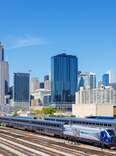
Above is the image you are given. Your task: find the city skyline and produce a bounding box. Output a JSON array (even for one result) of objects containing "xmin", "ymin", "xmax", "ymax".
[{"xmin": 0, "ymin": 0, "xmax": 116, "ymax": 83}]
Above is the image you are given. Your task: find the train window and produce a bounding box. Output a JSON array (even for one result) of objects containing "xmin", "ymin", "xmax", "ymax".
[
  {"xmin": 48, "ymin": 123, "xmax": 51, "ymax": 127},
  {"xmin": 107, "ymin": 129, "xmax": 115, "ymax": 136}
]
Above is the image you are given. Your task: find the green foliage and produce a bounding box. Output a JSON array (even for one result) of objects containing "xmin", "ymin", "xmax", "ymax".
[
  {"xmin": 0, "ymin": 123, "xmax": 6, "ymax": 127},
  {"xmin": 42, "ymin": 107, "xmax": 56, "ymax": 115},
  {"xmin": 70, "ymin": 115, "xmax": 76, "ymax": 117},
  {"xmin": 12, "ymin": 111, "xmax": 18, "ymax": 117},
  {"xmin": 33, "ymin": 107, "xmax": 56, "ymax": 117}
]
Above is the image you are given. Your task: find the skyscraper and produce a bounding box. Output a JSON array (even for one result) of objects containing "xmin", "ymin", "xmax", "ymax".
[
  {"xmin": 30, "ymin": 77, "xmax": 39, "ymax": 93},
  {"xmin": 102, "ymin": 73, "xmax": 109, "ymax": 86},
  {"xmin": 78, "ymin": 72, "xmax": 96, "ymax": 89},
  {"xmin": 89, "ymin": 73, "xmax": 96, "ymax": 89},
  {"xmin": 0, "ymin": 42, "xmax": 4, "ymax": 61},
  {"xmin": 0, "ymin": 42, "xmax": 9, "ymax": 107},
  {"xmin": 108, "ymin": 69, "xmax": 113, "ymax": 83},
  {"xmin": 13, "ymin": 73, "xmax": 30, "ymax": 109},
  {"xmin": 44, "ymin": 74, "xmax": 51, "ymax": 90},
  {"xmin": 51, "ymin": 53, "xmax": 78, "ymax": 111}
]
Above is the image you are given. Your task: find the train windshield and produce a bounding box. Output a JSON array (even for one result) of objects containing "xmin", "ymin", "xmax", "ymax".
[{"xmin": 107, "ymin": 129, "xmax": 115, "ymax": 137}]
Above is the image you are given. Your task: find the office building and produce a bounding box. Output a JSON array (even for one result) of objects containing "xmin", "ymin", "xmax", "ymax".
[
  {"xmin": 73, "ymin": 86, "xmax": 116, "ymax": 117},
  {"xmin": 78, "ymin": 71, "xmax": 84, "ymax": 90},
  {"xmin": 13, "ymin": 73, "xmax": 30, "ymax": 109},
  {"xmin": 110, "ymin": 82, "xmax": 116, "ymax": 90},
  {"xmin": 44, "ymin": 75, "xmax": 51, "ymax": 90},
  {"xmin": 40, "ymin": 82, "xmax": 44, "ymax": 89},
  {"xmin": 102, "ymin": 73, "xmax": 109, "ymax": 86},
  {"xmin": 30, "ymin": 77, "xmax": 39, "ymax": 93},
  {"xmin": 51, "ymin": 53, "xmax": 78, "ymax": 111},
  {"xmin": 31, "ymin": 89, "xmax": 51, "ymax": 106},
  {"xmin": 107, "ymin": 69, "xmax": 114, "ymax": 83},
  {"xmin": 0, "ymin": 42, "xmax": 9, "ymax": 108},
  {"xmin": 0, "ymin": 42, "xmax": 4, "ymax": 61},
  {"xmin": 98, "ymin": 80, "xmax": 103, "ymax": 88},
  {"xmin": 78, "ymin": 72, "xmax": 96, "ymax": 90}
]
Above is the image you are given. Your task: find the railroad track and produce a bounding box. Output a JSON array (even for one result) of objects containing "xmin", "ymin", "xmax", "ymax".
[{"xmin": 0, "ymin": 127, "xmax": 116, "ymax": 156}]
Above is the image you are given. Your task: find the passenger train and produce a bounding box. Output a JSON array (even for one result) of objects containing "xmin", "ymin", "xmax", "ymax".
[
  {"xmin": 44, "ymin": 117, "xmax": 116, "ymax": 131},
  {"xmin": 0, "ymin": 116, "xmax": 64, "ymax": 136},
  {"xmin": 0, "ymin": 116, "xmax": 116, "ymax": 148},
  {"xmin": 86, "ymin": 116, "xmax": 116, "ymax": 120}
]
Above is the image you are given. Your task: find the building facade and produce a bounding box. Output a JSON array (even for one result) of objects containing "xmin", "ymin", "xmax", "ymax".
[
  {"xmin": 78, "ymin": 72, "xmax": 96, "ymax": 90},
  {"xmin": 73, "ymin": 86, "xmax": 116, "ymax": 117},
  {"xmin": 30, "ymin": 77, "xmax": 39, "ymax": 93},
  {"xmin": 40, "ymin": 82, "xmax": 44, "ymax": 89},
  {"xmin": 13, "ymin": 73, "xmax": 30, "ymax": 110},
  {"xmin": 0, "ymin": 42, "xmax": 4, "ymax": 61},
  {"xmin": 44, "ymin": 75, "xmax": 51, "ymax": 90},
  {"xmin": 0, "ymin": 42, "xmax": 9, "ymax": 109},
  {"xmin": 51, "ymin": 53, "xmax": 78, "ymax": 111},
  {"xmin": 31, "ymin": 89, "xmax": 51, "ymax": 106},
  {"xmin": 102, "ymin": 73, "xmax": 109, "ymax": 86}
]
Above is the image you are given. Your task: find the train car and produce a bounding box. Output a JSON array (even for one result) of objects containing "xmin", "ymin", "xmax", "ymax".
[
  {"xmin": 0, "ymin": 116, "xmax": 64, "ymax": 137},
  {"xmin": 0, "ymin": 116, "xmax": 63, "ymax": 129},
  {"xmin": 86, "ymin": 116, "xmax": 116, "ymax": 120},
  {"xmin": 44, "ymin": 117, "xmax": 116, "ymax": 131},
  {"xmin": 15, "ymin": 116, "xmax": 37, "ymax": 119},
  {"xmin": 63, "ymin": 125, "xmax": 116, "ymax": 147}
]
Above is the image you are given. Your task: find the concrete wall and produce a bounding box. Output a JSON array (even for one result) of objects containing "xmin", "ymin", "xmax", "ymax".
[
  {"xmin": 72, "ymin": 103, "xmax": 114, "ymax": 117},
  {"xmin": 96, "ymin": 104, "xmax": 113, "ymax": 116}
]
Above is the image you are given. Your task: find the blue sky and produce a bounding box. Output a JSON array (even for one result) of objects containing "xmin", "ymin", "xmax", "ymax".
[{"xmin": 0, "ymin": 0, "xmax": 116, "ymax": 84}]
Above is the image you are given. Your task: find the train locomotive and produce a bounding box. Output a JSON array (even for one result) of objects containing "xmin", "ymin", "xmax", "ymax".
[
  {"xmin": 0, "ymin": 116, "xmax": 116, "ymax": 148},
  {"xmin": 63, "ymin": 125, "xmax": 116, "ymax": 147}
]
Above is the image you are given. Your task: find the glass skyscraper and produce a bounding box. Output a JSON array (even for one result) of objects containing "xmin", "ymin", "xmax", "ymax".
[
  {"xmin": 102, "ymin": 73, "xmax": 109, "ymax": 86},
  {"xmin": 14, "ymin": 73, "xmax": 30, "ymax": 103},
  {"xmin": 51, "ymin": 53, "xmax": 78, "ymax": 110}
]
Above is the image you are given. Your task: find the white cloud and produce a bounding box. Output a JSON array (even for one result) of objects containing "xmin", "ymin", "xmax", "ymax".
[{"xmin": 5, "ymin": 35, "xmax": 47, "ymax": 49}]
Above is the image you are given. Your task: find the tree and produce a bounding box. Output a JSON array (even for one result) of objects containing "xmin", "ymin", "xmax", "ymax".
[
  {"xmin": 32, "ymin": 107, "xmax": 56, "ymax": 117},
  {"xmin": 41, "ymin": 107, "xmax": 56, "ymax": 115}
]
